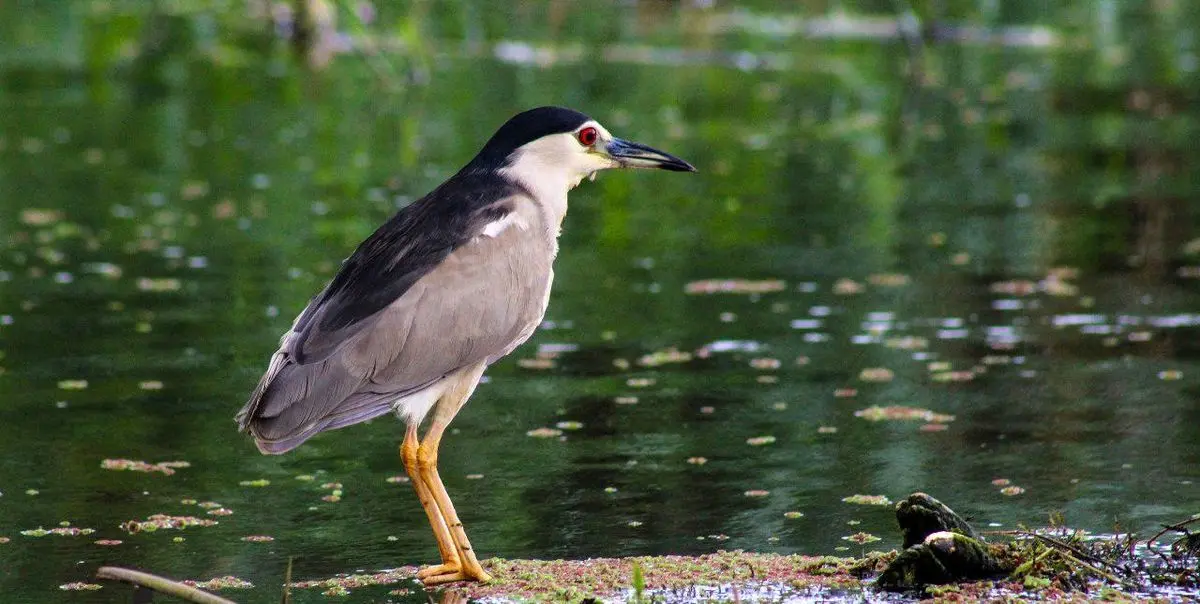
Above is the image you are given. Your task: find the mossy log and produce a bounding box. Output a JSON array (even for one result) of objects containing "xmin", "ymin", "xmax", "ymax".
[{"xmin": 878, "ymin": 493, "xmax": 1012, "ymax": 590}]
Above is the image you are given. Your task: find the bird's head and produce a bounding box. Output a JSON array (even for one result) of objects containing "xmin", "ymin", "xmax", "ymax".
[{"xmin": 470, "ymin": 106, "xmax": 695, "ymax": 195}]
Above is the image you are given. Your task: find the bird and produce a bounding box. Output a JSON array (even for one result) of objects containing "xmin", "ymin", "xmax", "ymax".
[{"xmin": 235, "ymin": 106, "xmax": 695, "ymax": 585}]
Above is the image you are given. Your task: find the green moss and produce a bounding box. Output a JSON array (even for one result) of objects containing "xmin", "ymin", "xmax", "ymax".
[
  {"xmin": 279, "ymin": 532, "xmax": 1190, "ymax": 601},
  {"xmin": 287, "ymin": 551, "xmax": 872, "ymax": 600}
]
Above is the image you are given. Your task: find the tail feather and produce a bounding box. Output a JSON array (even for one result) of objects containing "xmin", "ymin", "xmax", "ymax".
[
  {"xmin": 236, "ymin": 350, "xmax": 430, "ymax": 455},
  {"xmin": 236, "ymin": 350, "xmax": 366, "ymax": 454}
]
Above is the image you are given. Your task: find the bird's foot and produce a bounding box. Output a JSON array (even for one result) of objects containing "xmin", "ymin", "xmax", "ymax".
[{"xmin": 417, "ymin": 562, "xmax": 492, "ymax": 586}]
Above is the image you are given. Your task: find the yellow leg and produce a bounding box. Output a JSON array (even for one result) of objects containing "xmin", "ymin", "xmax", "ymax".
[
  {"xmin": 417, "ymin": 421, "xmax": 492, "ymax": 584},
  {"xmin": 413, "ymin": 363, "xmax": 492, "ymax": 585},
  {"xmin": 400, "ymin": 424, "xmax": 461, "ymax": 579}
]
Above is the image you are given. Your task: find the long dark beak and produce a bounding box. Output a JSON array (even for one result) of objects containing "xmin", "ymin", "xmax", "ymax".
[{"xmin": 604, "ymin": 138, "xmax": 696, "ymax": 172}]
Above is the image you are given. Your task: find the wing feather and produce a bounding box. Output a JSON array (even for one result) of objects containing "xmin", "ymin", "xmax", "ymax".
[
  {"xmin": 236, "ymin": 187, "xmax": 552, "ymax": 454},
  {"xmin": 289, "ymin": 174, "xmax": 520, "ymax": 364}
]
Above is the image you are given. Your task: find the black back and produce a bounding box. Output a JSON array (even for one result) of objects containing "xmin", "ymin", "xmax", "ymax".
[
  {"xmin": 287, "ymin": 108, "xmax": 590, "ymax": 364},
  {"xmin": 468, "ymin": 106, "xmax": 592, "ymax": 170},
  {"xmin": 289, "ymin": 171, "xmax": 520, "ymax": 363}
]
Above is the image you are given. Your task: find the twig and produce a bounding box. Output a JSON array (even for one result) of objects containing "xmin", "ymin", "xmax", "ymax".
[
  {"xmin": 1011, "ymin": 542, "xmax": 1055, "ymax": 577},
  {"xmin": 1052, "ymin": 547, "xmax": 1136, "ymax": 589},
  {"xmin": 1147, "ymin": 516, "xmax": 1200, "ymax": 562},
  {"xmin": 1029, "ymin": 532, "xmax": 1113, "ymax": 569},
  {"xmin": 96, "ymin": 567, "xmax": 237, "ymax": 604},
  {"xmin": 1023, "ymin": 534, "xmax": 1136, "ymax": 589},
  {"xmin": 281, "ymin": 556, "xmax": 293, "ymax": 604}
]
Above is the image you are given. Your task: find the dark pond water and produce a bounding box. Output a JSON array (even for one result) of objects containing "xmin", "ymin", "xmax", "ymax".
[{"xmin": 2, "ymin": 2, "xmax": 1199, "ymax": 602}]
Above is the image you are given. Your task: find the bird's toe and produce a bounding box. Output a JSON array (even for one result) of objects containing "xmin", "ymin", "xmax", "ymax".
[
  {"xmin": 421, "ymin": 571, "xmax": 469, "ymax": 586},
  {"xmin": 416, "ymin": 563, "xmax": 459, "ymax": 580},
  {"xmin": 417, "ymin": 562, "xmax": 491, "ymax": 585}
]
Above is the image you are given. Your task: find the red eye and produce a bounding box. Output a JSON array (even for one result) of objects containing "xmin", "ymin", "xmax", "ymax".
[{"xmin": 576, "ymin": 126, "xmax": 598, "ymax": 146}]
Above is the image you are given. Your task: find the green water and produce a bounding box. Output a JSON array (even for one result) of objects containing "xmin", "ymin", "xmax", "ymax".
[{"xmin": 1, "ymin": 2, "xmax": 1199, "ymax": 602}]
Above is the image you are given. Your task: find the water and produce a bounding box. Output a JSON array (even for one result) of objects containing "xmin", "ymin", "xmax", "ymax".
[{"xmin": 2, "ymin": 2, "xmax": 1199, "ymax": 602}]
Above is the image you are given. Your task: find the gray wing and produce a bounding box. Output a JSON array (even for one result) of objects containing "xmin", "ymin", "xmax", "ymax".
[{"xmin": 237, "ymin": 202, "xmax": 553, "ymax": 454}]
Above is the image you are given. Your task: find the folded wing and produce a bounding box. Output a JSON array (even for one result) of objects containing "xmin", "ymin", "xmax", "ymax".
[{"xmin": 237, "ymin": 183, "xmax": 552, "ymax": 454}]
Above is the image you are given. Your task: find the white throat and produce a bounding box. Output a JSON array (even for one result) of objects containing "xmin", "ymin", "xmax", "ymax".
[{"xmin": 495, "ymin": 126, "xmax": 614, "ymax": 234}]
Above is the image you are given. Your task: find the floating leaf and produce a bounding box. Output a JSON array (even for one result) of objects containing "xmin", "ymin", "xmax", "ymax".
[
  {"xmin": 526, "ymin": 427, "xmax": 563, "ymax": 438},
  {"xmin": 518, "ymin": 358, "xmax": 556, "ymax": 370},
  {"xmin": 854, "ymin": 406, "xmax": 955, "ymax": 423},
  {"xmin": 867, "ymin": 273, "xmax": 910, "ymax": 287},
  {"xmin": 183, "ymin": 577, "xmax": 254, "ymax": 591},
  {"xmin": 832, "ymin": 278, "xmax": 864, "ymax": 295},
  {"xmin": 136, "ymin": 277, "xmax": 181, "ymax": 292},
  {"xmin": 684, "ymin": 279, "xmax": 785, "ymax": 294},
  {"xmin": 101, "ymin": 459, "xmax": 186, "ymax": 475},
  {"xmin": 21, "ymin": 209, "xmax": 63, "ymax": 226},
  {"xmin": 22, "ymin": 525, "xmax": 94, "ymax": 537},
  {"xmin": 842, "ymin": 494, "xmax": 892, "ymax": 506},
  {"xmin": 59, "ymin": 583, "xmax": 102, "ymax": 591},
  {"xmin": 885, "ymin": 336, "xmax": 928, "ymax": 350},
  {"xmin": 122, "ymin": 515, "xmax": 217, "ymax": 532},
  {"xmin": 931, "ymin": 370, "xmax": 976, "ymax": 383},
  {"xmin": 842, "ymin": 532, "xmax": 881, "ymax": 544},
  {"xmin": 639, "ymin": 348, "xmax": 692, "ymax": 367},
  {"xmin": 319, "ymin": 482, "xmax": 343, "ymax": 503},
  {"xmin": 749, "ymin": 357, "xmax": 781, "ymax": 370},
  {"xmin": 859, "ymin": 368, "xmax": 894, "ymax": 382}
]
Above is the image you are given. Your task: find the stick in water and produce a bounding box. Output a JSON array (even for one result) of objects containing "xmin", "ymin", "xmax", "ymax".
[{"xmin": 96, "ymin": 567, "xmax": 237, "ymax": 604}]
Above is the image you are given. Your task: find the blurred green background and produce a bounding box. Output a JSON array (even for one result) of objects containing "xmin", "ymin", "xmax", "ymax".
[{"xmin": 1, "ymin": 1, "xmax": 1199, "ymax": 601}]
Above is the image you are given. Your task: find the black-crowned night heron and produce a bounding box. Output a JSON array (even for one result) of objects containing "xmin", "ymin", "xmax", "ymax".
[{"xmin": 236, "ymin": 107, "xmax": 694, "ymax": 585}]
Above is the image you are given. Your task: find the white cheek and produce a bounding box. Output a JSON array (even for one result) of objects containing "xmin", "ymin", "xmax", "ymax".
[{"xmin": 577, "ymin": 152, "xmax": 614, "ymax": 174}]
